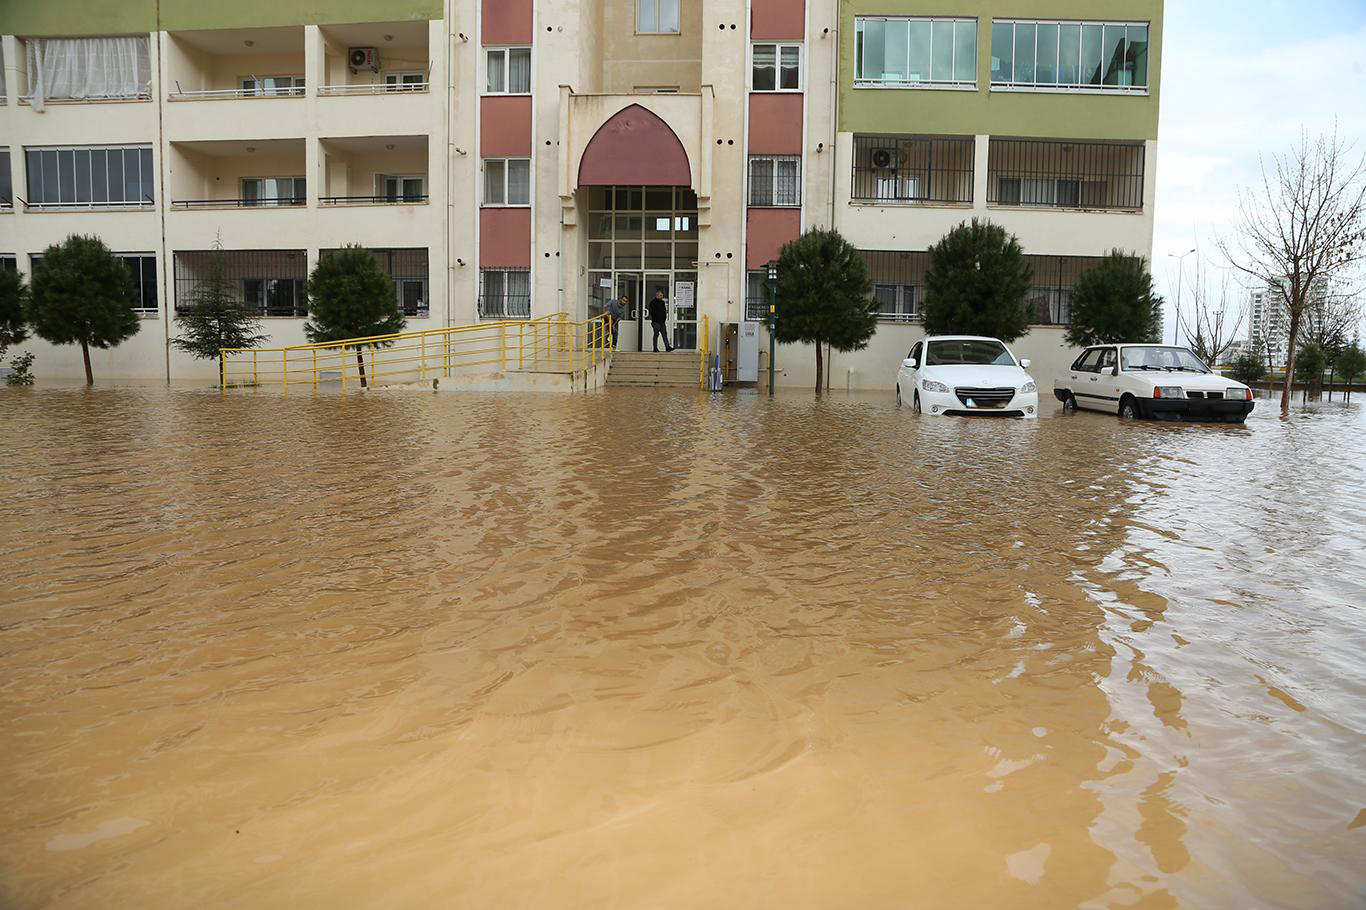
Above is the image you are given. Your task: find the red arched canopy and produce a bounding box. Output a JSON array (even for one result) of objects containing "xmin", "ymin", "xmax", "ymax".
[{"xmin": 578, "ymin": 104, "xmax": 691, "ymax": 187}]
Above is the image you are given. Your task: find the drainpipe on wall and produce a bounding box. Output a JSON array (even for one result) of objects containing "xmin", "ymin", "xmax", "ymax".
[
  {"xmin": 446, "ymin": 0, "xmax": 456, "ymax": 329},
  {"xmin": 828, "ymin": 0, "xmax": 839, "ymax": 230}
]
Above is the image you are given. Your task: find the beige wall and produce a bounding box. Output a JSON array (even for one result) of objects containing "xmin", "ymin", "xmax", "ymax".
[{"xmin": 600, "ymin": 0, "xmax": 702, "ymax": 92}]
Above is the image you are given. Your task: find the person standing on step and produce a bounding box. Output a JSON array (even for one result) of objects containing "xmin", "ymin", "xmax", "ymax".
[
  {"xmin": 606, "ymin": 294, "xmax": 626, "ymax": 348},
  {"xmin": 648, "ymin": 289, "xmax": 673, "ymax": 353}
]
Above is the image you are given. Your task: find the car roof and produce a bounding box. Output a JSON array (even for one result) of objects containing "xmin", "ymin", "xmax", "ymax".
[{"xmin": 923, "ymin": 335, "xmax": 1008, "ymax": 343}]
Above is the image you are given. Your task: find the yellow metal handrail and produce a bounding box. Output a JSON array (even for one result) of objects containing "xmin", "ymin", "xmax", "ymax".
[
  {"xmin": 698, "ymin": 313, "xmax": 710, "ymax": 390},
  {"xmin": 219, "ymin": 311, "xmax": 612, "ymax": 389}
]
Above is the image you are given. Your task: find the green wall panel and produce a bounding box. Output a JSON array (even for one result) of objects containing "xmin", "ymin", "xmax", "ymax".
[
  {"xmin": 839, "ymin": 0, "xmax": 1163, "ymax": 141},
  {"xmin": 0, "ymin": 0, "xmax": 441, "ymax": 35}
]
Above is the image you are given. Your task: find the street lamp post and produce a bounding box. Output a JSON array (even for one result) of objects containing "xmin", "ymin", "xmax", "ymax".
[
  {"xmin": 767, "ymin": 260, "xmax": 778, "ymax": 397},
  {"xmin": 1168, "ymin": 248, "xmax": 1197, "ymax": 346}
]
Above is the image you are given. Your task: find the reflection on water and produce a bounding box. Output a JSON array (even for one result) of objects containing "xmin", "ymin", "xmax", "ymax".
[{"xmin": 2, "ymin": 387, "xmax": 1365, "ymax": 908}]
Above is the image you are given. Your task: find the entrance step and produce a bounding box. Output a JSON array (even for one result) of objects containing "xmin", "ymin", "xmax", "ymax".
[{"xmin": 606, "ymin": 351, "xmax": 699, "ymax": 388}]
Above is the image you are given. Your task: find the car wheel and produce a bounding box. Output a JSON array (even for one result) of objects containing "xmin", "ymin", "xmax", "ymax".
[
  {"xmin": 913, "ymin": 392, "xmax": 923, "ymax": 415},
  {"xmin": 1062, "ymin": 391, "xmax": 1078, "ymax": 412},
  {"xmin": 1119, "ymin": 396, "xmax": 1138, "ymax": 419},
  {"xmin": 896, "ymin": 385, "xmax": 902, "ymax": 408}
]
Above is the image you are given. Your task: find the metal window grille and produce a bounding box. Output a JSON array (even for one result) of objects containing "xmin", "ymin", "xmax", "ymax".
[
  {"xmin": 745, "ymin": 270, "xmax": 769, "ymax": 321},
  {"xmin": 173, "ymin": 249, "xmax": 308, "ymax": 317},
  {"xmin": 748, "ymin": 156, "xmax": 801, "ymax": 207},
  {"xmin": 479, "ymin": 268, "xmax": 531, "ymax": 319},
  {"xmin": 23, "ymin": 145, "xmax": 155, "ymax": 207},
  {"xmin": 987, "ymin": 138, "xmax": 1144, "ymax": 210},
  {"xmin": 0, "ymin": 255, "xmax": 18, "ymax": 272},
  {"xmin": 852, "ymin": 135, "xmax": 974, "ymax": 203},
  {"xmin": 320, "ymin": 248, "xmax": 429, "ymax": 317}
]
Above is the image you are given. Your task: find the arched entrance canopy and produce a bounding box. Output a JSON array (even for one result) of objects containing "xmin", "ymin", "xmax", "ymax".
[{"xmin": 577, "ymin": 104, "xmax": 691, "ymax": 187}]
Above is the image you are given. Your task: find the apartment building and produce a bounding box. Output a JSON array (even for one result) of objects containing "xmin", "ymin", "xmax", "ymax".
[{"xmin": 0, "ymin": 0, "xmax": 1162, "ymax": 386}]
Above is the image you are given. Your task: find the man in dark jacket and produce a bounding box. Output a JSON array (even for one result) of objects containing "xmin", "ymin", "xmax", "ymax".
[{"xmin": 647, "ymin": 290, "xmax": 673, "ymax": 352}]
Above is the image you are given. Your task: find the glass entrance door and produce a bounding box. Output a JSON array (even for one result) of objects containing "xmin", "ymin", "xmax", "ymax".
[{"xmin": 615, "ymin": 273, "xmax": 643, "ymax": 351}]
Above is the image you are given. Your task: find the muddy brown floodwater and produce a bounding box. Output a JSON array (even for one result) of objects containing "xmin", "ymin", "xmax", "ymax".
[{"xmin": 2, "ymin": 386, "xmax": 1365, "ymax": 909}]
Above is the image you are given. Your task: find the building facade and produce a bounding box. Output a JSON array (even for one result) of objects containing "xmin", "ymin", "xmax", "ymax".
[{"xmin": 0, "ymin": 0, "xmax": 1162, "ymax": 387}]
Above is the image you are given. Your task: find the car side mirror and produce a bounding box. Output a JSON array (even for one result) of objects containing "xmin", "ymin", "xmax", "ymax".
[
  {"xmin": 903, "ymin": 358, "xmax": 917, "ymax": 369},
  {"xmin": 1111, "ymin": 365, "xmax": 1120, "ymax": 376},
  {"xmin": 1019, "ymin": 358, "xmax": 1032, "ymax": 369}
]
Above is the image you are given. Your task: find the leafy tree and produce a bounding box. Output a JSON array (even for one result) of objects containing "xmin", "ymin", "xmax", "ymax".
[
  {"xmin": 1293, "ymin": 342, "xmax": 1327, "ymax": 401},
  {"xmin": 923, "ymin": 219, "xmax": 1032, "ymax": 341},
  {"xmin": 304, "ymin": 247, "xmax": 405, "ymax": 388},
  {"xmin": 172, "ymin": 243, "xmax": 266, "ymax": 386},
  {"xmin": 0, "ymin": 267, "xmax": 29, "ymax": 348},
  {"xmin": 1229, "ymin": 351, "xmax": 1267, "ymax": 385},
  {"xmin": 1065, "ymin": 251, "xmax": 1164, "ymax": 347},
  {"xmin": 27, "ymin": 235, "xmax": 140, "ymax": 385},
  {"xmin": 772, "ymin": 228, "xmax": 877, "ymax": 392},
  {"xmin": 1336, "ymin": 341, "xmax": 1366, "ymax": 402}
]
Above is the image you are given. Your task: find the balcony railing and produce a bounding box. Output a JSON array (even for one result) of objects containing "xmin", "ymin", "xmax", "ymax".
[
  {"xmin": 23, "ymin": 199, "xmax": 154, "ymax": 210},
  {"xmin": 852, "ymin": 135, "xmax": 974, "ymax": 204},
  {"xmin": 987, "ymin": 138, "xmax": 1145, "ymax": 211},
  {"xmin": 319, "ymin": 194, "xmax": 429, "ymax": 206},
  {"xmin": 317, "ymin": 82, "xmax": 429, "ymax": 96},
  {"xmin": 168, "ymin": 87, "xmax": 305, "ymax": 101},
  {"xmin": 172, "ymin": 197, "xmax": 306, "ymax": 209}
]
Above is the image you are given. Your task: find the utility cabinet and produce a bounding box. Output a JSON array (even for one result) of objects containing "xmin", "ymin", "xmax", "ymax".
[{"xmin": 721, "ymin": 322, "xmax": 760, "ymax": 383}]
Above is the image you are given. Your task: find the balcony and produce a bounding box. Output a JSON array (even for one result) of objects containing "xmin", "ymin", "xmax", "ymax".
[
  {"xmin": 318, "ymin": 22, "xmax": 431, "ymax": 96},
  {"xmin": 173, "ymin": 249, "xmax": 308, "ymax": 318},
  {"xmin": 987, "ymin": 138, "xmax": 1144, "ymax": 211},
  {"xmin": 319, "ymin": 136, "xmax": 428, "ymax": 206},
  {"xmin": 166, "ymin": 27, "xmax": 306, "ymax": 101},
  {"xmin": 168, "ymin": 139, "xmax": 306, "ymax": 210},
  {"xmin": 851, "ymin": 135, "xmax": 974, "ymax": 205}
]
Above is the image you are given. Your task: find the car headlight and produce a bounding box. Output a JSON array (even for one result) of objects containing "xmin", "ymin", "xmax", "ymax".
[
  {"xmin": 1155, "ymin": 386, "xmax": 1185, "ymax": 399},
  {"xmin": 1021, "ymin": 381, "xmax": 1036, "ymax": 394},
  {"xmin": 922, "ymin": 379, "xmax": 949, "ymax": 393},
  {"xmin": 1227, "ymin": 387, "xmax": 1250, "ymax": 401}
]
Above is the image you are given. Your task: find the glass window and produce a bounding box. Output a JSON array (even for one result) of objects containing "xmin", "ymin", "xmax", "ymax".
[
  {"xmin": 0, "ymin": 149, "xmax": 11, "ymax": 207},
  {"xmin": 116, "ymin": 254, "xmax": 157, "ymax": 313},
  {"xmin": 23, "ymin": 144, "xmax": 154, "ymax": 207},
  {"xmin": 1036, "ymin": 23, "xmax": 1058, "ymax": 84},
  {"xmin": 486, "ymin": 49, "xmax": 505, "ymax": 92},
  {"xmin": 748, "ymin": 156, "xmax": 801, "ymax": 207},
  {"xmin": 855, "ymin": 17, "xmax": 975, "ymax": 87},
  {"xmin": 480, "ymin": 269, "xmax": 531, "ymax": 318},
  {"xmin": 1082, "ymin": 24, "xmax": 1103, "ymax": 85},
  {"xmin": 1058, "ymin": 24, "xmax": 1081, "ymax": 84},
  {"xmin": 926, "ymin": 339, "xmax": 1013, "ymax": 366},
  {"xmin": 990, "ymin": 22, "xmax": 1013, "ymax": 82},
  {"xmin": 1102, "ymin": 24, "xmax": 1126, "ymax": 85},
  {"xmin": 486, "ymin": 48, "xmax": 531, "ymax": 94},
  {"xmin": 1127, "ymin": 25, "xmax": 1149, "ymax": 87},
  {"xmin": 780, "ymin": 46, "xmax": 800, "ymax": 89},
  {"xmin": 752, "ymin": 44, "xmax": 776, "ymax": 91},
  {"xmin": 992, "ymin": 20, "xmax": 1148, "ymax": 90},
  {"xmin": 1013, "ymin": 23, "xmax": 1035, "ymax": 84},
  {"xmin": 638, "ymin": 0, "xmax": 680, "ymax": 34},
  {"xmin": 1074, "ymin": 348, "xmax": 1102, "ymax": 372}
]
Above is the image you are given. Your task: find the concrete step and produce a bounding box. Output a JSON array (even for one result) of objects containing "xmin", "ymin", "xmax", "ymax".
[{"xmin": 607, "ymin": 378, "xmax": 700, "ymax": 387}]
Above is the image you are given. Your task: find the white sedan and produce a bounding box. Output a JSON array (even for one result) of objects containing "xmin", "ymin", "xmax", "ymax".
[
  {"xmin": 1054, "ymin": 343, "xmax": 1255, "ymax": 423},
  {"xmin": 896, "ymin": 336, "xmax": 1040, "ymax": 418}
]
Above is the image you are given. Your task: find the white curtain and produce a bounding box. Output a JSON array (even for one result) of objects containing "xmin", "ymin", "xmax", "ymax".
[
  {"xmin": 508, "ymin": 48, "xmax": 531, "ymax": 93},
  {"xmin": 26, "ymin": 37, "xmax": 151, "ymax": 112}
]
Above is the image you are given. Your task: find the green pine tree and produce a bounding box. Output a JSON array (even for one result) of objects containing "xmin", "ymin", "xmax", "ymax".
[
  {"xmin": 771, "ymin": 228, "xmax": 877, "ymax": 392},
  {"xmin": 172, "ymin": 243, "xmax": 267, "ymax": 386},
  {"xmin": 27, "ymin": 235, "xmax": 140, "ymax": 385},
  {"xmin": 304, "ymin": 247, "xmax": 405, "ymax": 388},
  {"xmin": 1336, "ymin": 341, "xmax": 1366, "ymax": 402},
  {"xmin": 1064, "ymin": 251, "xmax": 1163, "ymax": 347},
  {"xmin": 923, "ymin": 219, "xmax": 1033, "ymax": 342}
]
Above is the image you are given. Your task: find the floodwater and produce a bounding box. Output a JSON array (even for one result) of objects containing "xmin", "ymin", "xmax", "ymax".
[{"xmin": 2, "ymin": 386, "xmax": 1365, "ymax": 910}]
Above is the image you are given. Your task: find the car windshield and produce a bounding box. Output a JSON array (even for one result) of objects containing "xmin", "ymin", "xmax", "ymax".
[
  {"xmin": 925, "ymin": 340, "xmax": 1014, "ymax": 366},
  {"xmin": 1120, "ymin": 346, "xmax": 1211, "ymax": 373}
]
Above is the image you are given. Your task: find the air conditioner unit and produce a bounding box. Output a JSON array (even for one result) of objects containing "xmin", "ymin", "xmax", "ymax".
[
  {"xmin": 348, "ymin": 47, "xmax": 380, "ymax": 73},
  {"xmin": 870, "ymin": 147, "xmax": 898, "ymax": 169}
]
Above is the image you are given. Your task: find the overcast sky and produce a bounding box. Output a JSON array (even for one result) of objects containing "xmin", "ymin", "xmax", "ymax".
[{"xmin": 1153, "ymin": 0, "xmax": 1366, "ymax": 343}]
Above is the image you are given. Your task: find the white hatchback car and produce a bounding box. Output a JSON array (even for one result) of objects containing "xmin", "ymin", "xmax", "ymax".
[
  {"xmin": 1054, "ymin": 343, "xmax": 1255, "ymax": 423},
  {"xmin": 896, "ymin": 336, "xmax": 1040, "ymax": 418}
]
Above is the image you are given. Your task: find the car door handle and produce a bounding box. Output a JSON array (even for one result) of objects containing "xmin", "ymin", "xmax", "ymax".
[{"xmin": 1089, "ymin": 377, "xmax": 1098, "ymax": 382}]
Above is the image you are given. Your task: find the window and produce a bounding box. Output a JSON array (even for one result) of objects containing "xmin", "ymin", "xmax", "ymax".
[
  {"xmin": 991, "ymin": 20, "xmax": 1148, "ymax": 91},
  {"xmin": 852, "ymin": 135, "xmax": 975, "ymax": 204},
  {"xmin": 909, "ymin": 342, "xmax": 923, "ymax": 363},
  {"xmin": 752, "ymin": 44, "xmax": 800, "ymax": 91},
  {"xmin": 241, "ymin": 177, "xmax": 305, "ymax": 206},
  {"xmin": 483, "ymin": 158, "xmax": 531, "ymax": 206},
  {"xmin": 321, "ymin": 248, "xmax": 428, "ymax": 316},
  {"xmin": 854, "ymin": 17, "xmax": 977, "ymax": 87},
  {"xmin": 240, "ymin": 75, "xmax": 305, "ymax": 96},
  {"xmin": 384, "ymin": 72, "xmax": 426, "ymax": 91},
  {"xmin": 873, "ymin": 284, "xmax": 918, "ymax": 321},
  {"xmin": 24, "ymin": 145, "xmax": 155, "ymax": 208},
  {"xmin": 480, "ymin": 268, "xmax": 531, "ymax": 319},
  {"xmin": 119, "ymin": 254, "xmax": 158, "ymax": 313},
  {"xmin": 376, "ymin": 174, "xmax": 426, "ymax": 202},
  {"xmin": 638, "ymin": 0, "xmax": 680, "ymax": 34},
  {"xmin": 485, "ymin": 47, "xmax": 531, "ymax": 93},
  {"xmin": 0, "ymin": 149, "xmax": 10, "ymax": 208},
  {"xmin": 243, "ymin": 278, "xmax": 307, "ymax": 317},
  {"xmin": 748, "ymin": 156, "xmax": 801, "ymax": 206},
  {"xmin": 1073, "ymin": 348, "xmax": 1103, "ymax": 372},
  {"xmin": 23, "ymin": 37, "xmax": 151, "ymax": 108},
  {"xmin": 1097, "ymin": 348, "xmax": 1117, "ymax": 372},
  {"xmin": 988, "ymin": 138, "xmax": 1144, "ymax": 210}
]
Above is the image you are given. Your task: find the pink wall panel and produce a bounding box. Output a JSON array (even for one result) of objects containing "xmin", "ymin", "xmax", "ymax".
[
  {"xmin": 746, "ymin": 209, "xmax": 801, "ymax": 269},
  {"xmin": 748, "ymin": 94, "xmax": 803, "ymax": 155},
  {"xmin": 751, "ymin": 0, "xmax": 805, "ymax": 41},
  {"xmin": 578, "ymin": 104, "xmax": 691, "ymax": 186},
  {"xmin": 482, "ymin": 0, "xmax": 532, "ymax": 45},
  {"xmin": 480, "ymin": 208, "xmax": 532, "ymax": 268},
  {"xmin": 480, "ymin": 96, "xmax": 533, "ymax": 157}
]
